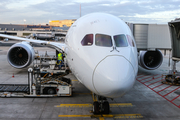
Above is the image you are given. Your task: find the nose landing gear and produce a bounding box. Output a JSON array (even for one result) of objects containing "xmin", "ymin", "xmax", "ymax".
[{"xmin": 92, "ymin": 95, "xmax": 110, "ymax": 114}]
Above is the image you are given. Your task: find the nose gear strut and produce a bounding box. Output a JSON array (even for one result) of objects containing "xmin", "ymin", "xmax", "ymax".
[{"xmin": 92, "ymin": 94, "xmax": 110, "ymax": 114}]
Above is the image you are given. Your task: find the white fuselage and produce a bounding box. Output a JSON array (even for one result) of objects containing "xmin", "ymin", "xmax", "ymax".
[{"xmin": 65, "ymin": 13, "xmax": 138, "ymax": 98}]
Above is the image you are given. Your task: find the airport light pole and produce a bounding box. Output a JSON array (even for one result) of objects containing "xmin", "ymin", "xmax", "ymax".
[
  {"xmin": 24, "ymin": 19, "xmax": 26, "ymax": 30},
  {"xmin": 80, "ymin": 4, "xmax": 81, "ymax": 17}
]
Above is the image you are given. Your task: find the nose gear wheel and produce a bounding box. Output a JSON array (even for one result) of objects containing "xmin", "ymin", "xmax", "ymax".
[{"xmin": 92, "ymin": 94, "xmax": 110, "ymax": 114}]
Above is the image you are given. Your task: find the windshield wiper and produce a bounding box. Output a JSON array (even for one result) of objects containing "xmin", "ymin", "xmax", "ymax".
[
  {"xmin": 115, "ymin": 47, "xmax": 119, "ymax": 52},
  {"xmin": 110, "ymin": 47, "xmax": 115, "ymax": 52}
]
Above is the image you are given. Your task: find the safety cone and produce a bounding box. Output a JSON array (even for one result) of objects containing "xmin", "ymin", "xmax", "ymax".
[{"xmin": 12, "ymin": 73, "xmax": 14, "ymax": 78}]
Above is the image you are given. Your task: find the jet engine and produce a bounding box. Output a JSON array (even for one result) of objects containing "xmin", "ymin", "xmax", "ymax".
[
  {"xmin": 7, "ymin": 42, "xmax": 35, "ymax": 69},
  {"xmin": 138, "ymin": 49, "xmax": 163, "ymax": 70}
]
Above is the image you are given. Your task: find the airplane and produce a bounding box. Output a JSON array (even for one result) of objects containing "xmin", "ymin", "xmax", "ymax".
[{"xmin": 0, "ymin": 13, "xmax": 163, "ymax": 114}]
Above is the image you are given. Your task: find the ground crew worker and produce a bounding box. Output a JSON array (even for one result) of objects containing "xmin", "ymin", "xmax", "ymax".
[{"xmin": 57, "ymin": 52, "xmax": 63, "ymax": 69}]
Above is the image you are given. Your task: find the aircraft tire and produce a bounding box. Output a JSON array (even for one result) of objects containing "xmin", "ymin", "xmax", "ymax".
[
  {"xmin": 103, "ymin": 101, "xmax": 110, "ymax": 114},
  {"xmin": 93, "ymin": 101, "xmax": 100, "ymax": 114}
]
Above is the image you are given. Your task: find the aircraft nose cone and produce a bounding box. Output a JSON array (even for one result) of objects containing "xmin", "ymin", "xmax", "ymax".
[{"xmin": 93, "ymin": 56, "xmax": 135, "ymax": 98}]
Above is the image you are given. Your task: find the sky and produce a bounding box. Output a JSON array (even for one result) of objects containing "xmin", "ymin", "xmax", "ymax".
[{"xmin": 0, "ymin": 0, "xmax": 180, "ymax": 25}]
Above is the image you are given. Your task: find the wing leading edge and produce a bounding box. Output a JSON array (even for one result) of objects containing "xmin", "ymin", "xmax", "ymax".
[{"xmin": 0, "ymin": 34, "xmax": 65, "ymax": 53}]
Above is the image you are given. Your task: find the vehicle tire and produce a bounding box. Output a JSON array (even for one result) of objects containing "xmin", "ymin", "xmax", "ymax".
[
  {"xmin": 165, "ymin": 75, "xmax": 174, "ymax": 82},
  {"xmin": 43, "ymin": 87, "xmax": 56, "ymax": 94},
  {"xmin": 93, "ymin": 101, "xmax": 100, "ymax": 114},
  {"xmin": 47, "ymin": 88, "xmax": 55, "ymax": 94},
  {"xmin": 103, "ymin": 101, "xmax": 110, "ymax": 114}
]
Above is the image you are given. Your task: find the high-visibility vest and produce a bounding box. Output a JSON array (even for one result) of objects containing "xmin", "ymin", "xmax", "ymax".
[{"xmin": 58, "ymin": 53, "xmax": 63, "ymax": 60}]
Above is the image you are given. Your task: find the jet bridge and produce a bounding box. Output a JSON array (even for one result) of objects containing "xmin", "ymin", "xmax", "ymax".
[
  {"xmin": 127, "ymin": 23, "xmax": 171, "ymax": 51},
  {"xmin": 162, "ymin": 18, "xmax": 180, "ymax": 85},
  {"xmin": 169, "ymin": 18, "xmax": 180, "ymax": 59}
]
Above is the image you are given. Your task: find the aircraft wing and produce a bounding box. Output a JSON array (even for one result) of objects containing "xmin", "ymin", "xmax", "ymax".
[{"xmin": 0, "ymin": 34, "xmax": 65, "ymax": 53}]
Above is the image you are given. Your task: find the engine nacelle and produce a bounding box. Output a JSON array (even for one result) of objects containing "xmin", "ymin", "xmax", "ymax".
[
  {"xmin": 138, "ymin": 49, "xmax": 163, "ymax": 70},
  {"xmin": 7, "ymin": 42, "xmax": 35, "ymax": 69}
]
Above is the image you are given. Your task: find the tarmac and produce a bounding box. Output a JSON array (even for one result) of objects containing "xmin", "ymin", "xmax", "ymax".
[{"xmin": 0, "ymin": 46, "xmax": 180, "ymax": 120}]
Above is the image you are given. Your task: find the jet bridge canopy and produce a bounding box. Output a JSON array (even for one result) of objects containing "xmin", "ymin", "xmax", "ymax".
[{"xmin": 168, "ymin": 19, "xmax": 180, "ymax": 58}]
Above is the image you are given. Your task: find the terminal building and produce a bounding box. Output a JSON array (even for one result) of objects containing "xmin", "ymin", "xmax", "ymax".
[
  {"xmin": 49, "ymin": 19, "xmax": 76, "ymax": 27},
  {"xmin": 0, "ymin": 20, "xmax": 76, "ymax": 38},
  {"xmin": 0, "ymin": 24, "xmax": 53, "ymax": 31},
  {"xmin": 0, "ymin": 24, "xmax": 68, "ymax": 37}
]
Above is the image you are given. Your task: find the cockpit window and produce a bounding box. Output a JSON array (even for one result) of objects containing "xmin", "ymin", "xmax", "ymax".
[
  {"xmin": 81, "ymin": 34, "xmax": 93, "ymax": 46},
  {"xmin": 127, "ymin": 35, "xmax": 135, "ymax": 47},
  {"xmin": 113, "ymin": 34, "xmax": 128, "ymax": 47},
  {"xmin": 95, "ymin": 34, "xmax": 112, "ymax": 47}
]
